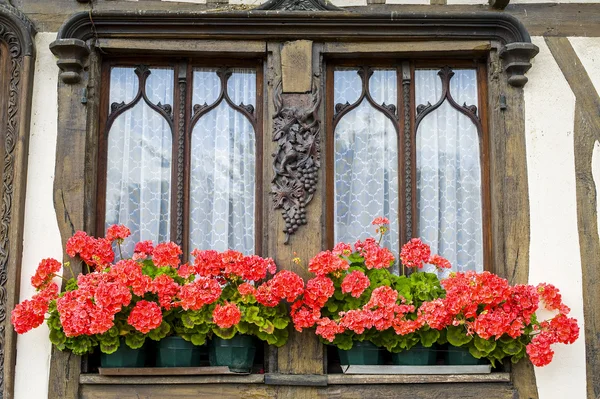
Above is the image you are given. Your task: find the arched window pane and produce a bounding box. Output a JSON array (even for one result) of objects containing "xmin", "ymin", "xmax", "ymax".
[
  {"xmin": 334, "ymin": 69, "xmax": 400, "ymax": 270},
  {"xmin": 189, "ymin": 69, "xmax": 256, "ymax": 254},
  {"xmin": 416, "ymin": 69, "xmax": 483, "ymax": 277},
  {"xmin": 106, "ymin": 67, "xmax": 174, "ymax": 256}
]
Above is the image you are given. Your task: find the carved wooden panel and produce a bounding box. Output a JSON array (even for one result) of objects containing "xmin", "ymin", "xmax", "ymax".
[
  {"xmin": 0, "ymin": 4, "xmax": 36, "ymax": 398},
  {"xmin": 271, "ymin": 81, "xmax": 321, "ymax": 244}
]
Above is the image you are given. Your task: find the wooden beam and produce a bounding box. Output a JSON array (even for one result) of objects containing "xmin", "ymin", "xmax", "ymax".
[
  {"xmin": 487, "ymin": 49, "xmax": 539, "ymax": 399},
  {"xmin": 545, "ymin": 36, "xmax": 600, "ymax": 399}
]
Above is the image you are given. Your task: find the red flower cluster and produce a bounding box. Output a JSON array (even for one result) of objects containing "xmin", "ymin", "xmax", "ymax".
[
  {"xmin": 355, "ymin": 238, "xmax": 396, "ymax": 270},
  {"xmin": 106, "ymin": 224, "xmax": 131, "ymax": 242},
  {"xmin": 11, "ymin": 284, "xmax": 58, "ymax": 334},
  {"xmin": 428, "ymin": 254, "xmax": 451, "ymax": 270},
  {"xmin": 341, "ymin": 270, "xmax": 370, "ymax": 298},
  {"xmin": 537, "ymin": 283, "xmax": 571, "ymax": 314},
  {"xmin": 315, "ymin": 317, "xmax": 345, "ymax": 342},
  {"xmin": 213, "ymin": 302, "xmax": 242, "ymax": 329},
  {"xmin": 399, "ymin": 238, "xmax": 431, "ymax": 269},
  {"xmin": 57, "ymin": 290, "xmax": 115, "ymax": 337},
  {"xmin": 290, "ymin": 301, "xmax": 321, "ymax": 332},
  {"xmin": 178, "ymin": 277, "xmax": 222, "ymax": 311},
  {"xmin": 66, "ymin": 231, "xmax": 115, "ymax": 270},
  {"xmin": 255, "ymin": 270, "xmax": 304, "ymax": 307},
  {"xmin": 372, "ymin": 217, "xmax": 390, "ymax": 226},
  {"xmin": 332, "ymin": 242, "xmax": 352, "ymax": 257},
  {"xmin": 238, "ymin": 283, "xmax": 256, "ymax": 297},
  {"xmin": 109, "ymin": 260, "xmax": 151, "ymax": 296},
  {"xmin": 31, "ymin": 258, "xmax": 61, "ymax": 290},
  {"xmin": 191, "ymin": 249, "xmax": 223, "ymax": 278},
  {"xmin": 152, "ymin": 242, "xmax": 182, "ymax": 268},
  {"xmin": 133, "ymin": 240, "xmax": 154, "ymax": 261},
  {"xmin": 128, "ymin": 300, "xmax": 162, "ymax": 334},
  {"xmin": 308, "ymin": 251, "xmax": 348, "ymax": 277},
  {"xmin": 150, "ymin": 274, "xmax": 180, "ymax": 310}
]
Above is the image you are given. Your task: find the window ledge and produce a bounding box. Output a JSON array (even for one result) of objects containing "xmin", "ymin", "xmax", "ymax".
[
  {"xmin": 79, "ymin": 374, "xmax": 265, "ymax": 385},
  {"xmin": 79, "ymin": 372, "xmax": 510, "ymax": 386},
  {"xmin": 327, "ymin": 373, "xmax": 511, "ymax": 384}
]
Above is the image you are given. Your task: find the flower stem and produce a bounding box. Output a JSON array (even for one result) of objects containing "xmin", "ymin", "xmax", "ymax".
[{"xmin": 117, "ymin": 241, "xmax": 124, "ymax": 261}]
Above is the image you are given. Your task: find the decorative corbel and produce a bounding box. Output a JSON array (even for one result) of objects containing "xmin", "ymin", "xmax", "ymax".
[
  {"xmin": 499, "ymin": 42, "xmax": 539, "ymax": 88},
  {"xmin": 49, "ymin": 38, "xmax": 90, "ymax": 84}
]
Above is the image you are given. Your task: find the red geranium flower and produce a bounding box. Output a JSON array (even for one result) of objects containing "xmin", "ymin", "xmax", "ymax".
[
  {"xmin": 315, "ymin": 317, "xmax": 345, "ymax": 342},
  {"xmin": 178, "ymin": 277, "xmax": 221, "ymax": 311},
  {"xmin": 133, "ymin": 240, "xmax": 154, "ymax": 261},
  {"xmin": 341, "ymin": 270, "xmax": 370, "ymax": 298},
  {"xmin": 128, "ymin": 300, "xmax": 162, "ymax": 334},
  {"xmin": 400, "ymin": 238, "xmax": 431, "ymax": 269},
  {"xmin": 150, "ymin": 274, "xmax": 180, "ymax": 310},
  {"xmin": 152, "ymin": 242, "xmax": 182, "ymax": 268},
  {"xmin": 106, "ymin": 224, "xmax": 131, "ymax": 242},
  {"xmin": 31, "ymin": 258, "xmax": 62, "ymax": 290},
  {"xmin": 308, "ymin": 251, "xmax": 348, "ymax": 277},
  {"xmin": 213, "ymin": 302, "xmax": 242, "ymax": 329}
]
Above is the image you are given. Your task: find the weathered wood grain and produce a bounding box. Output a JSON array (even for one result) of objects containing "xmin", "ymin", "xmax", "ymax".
[
  {"xmin": 545, "ymin": 36, "xmax": 600, "ymax": 399},
  {"xmin": 81, "ymin": 374, "xmax": 265, "ymax": 385},
  {"xmin": 49, "ymin": 48, "xmax": 102, "ymax": 399},
  {"xmin": 266, "ymin": 41, "xmax": 325, "ymax": 377},
  {"xmin": 487, "ymin": 48, "xmax": 538, "ymax": 399},
  {"xmin": 79, "ymin": 382, "xmax": 517, "ymax": 398},
  {"xmin": 2, "ymin": 53, "xmax": 35, "ymax": 399}
]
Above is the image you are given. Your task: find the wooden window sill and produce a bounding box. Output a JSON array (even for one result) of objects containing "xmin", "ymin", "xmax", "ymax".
[{"xmin": 80, "ymin": 372, "xmax": 510, "ymax": 386}]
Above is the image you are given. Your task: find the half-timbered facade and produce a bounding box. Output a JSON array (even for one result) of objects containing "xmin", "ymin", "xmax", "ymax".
[{"xmin": 0, "ymin": 0, "xmax": 598, "ymax": 398}]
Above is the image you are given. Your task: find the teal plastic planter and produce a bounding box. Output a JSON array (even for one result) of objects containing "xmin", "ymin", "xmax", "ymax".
[
  {"xmin": 209, "ymin": 335, "xmax": 256, "ymax": 373},
  {"xmin": 338, "ymin": 341, "xmax": 383, "ymax": 365},
  {"xmin": 392, "ymin": 344, "xmax": 437, "ymax": 365},
  {"xmin": 445, "ymin": 346, "xmax": 488, "ymax": 365},
  {"xmin": 100, "ymin": 340, "xmax": 147, "ymax": 368},
  {"xmin": 156, "ymin": 336, "xmax": 203, "ymax": 367}
]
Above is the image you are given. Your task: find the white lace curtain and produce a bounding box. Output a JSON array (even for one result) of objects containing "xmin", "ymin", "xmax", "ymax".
[
  {"xmin": 334, "ymin": 69, "xmax": 400, "ymax": 270},
  {"xmin": 105, "ymin": 67, "xmax": 174, "ymax": 256},
  {"xmin": 415, "ymin": 69, "xmax": 484, "ymax": 276},
  {"xmin": 189, "ymin": 68, "xmax": 256, "ymax": 254}
]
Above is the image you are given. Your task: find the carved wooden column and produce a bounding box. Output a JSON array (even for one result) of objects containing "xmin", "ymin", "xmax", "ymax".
[
  {"xmin": 265, "ymin": 37, "xmax": 326, "ymax": 393},
  {"xmin": 0, "ymin": 5, "xmax": 36, "ymax": 399}
]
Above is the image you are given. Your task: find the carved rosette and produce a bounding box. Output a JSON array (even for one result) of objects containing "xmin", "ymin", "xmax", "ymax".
[{"xmin": 271, "ymin": 81, "xmax": 321, "ymax": 244}]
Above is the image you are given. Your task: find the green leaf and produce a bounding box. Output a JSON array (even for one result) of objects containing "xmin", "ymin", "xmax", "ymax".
[
  {"xmin": 473, "ymin": 336, "xmax": 496, "ymax": 355},
  {"xmin": 326, "ymin": 302, "xmax": 338, "ymax": 313},
  {"xmin": 245, "ymin": 306, "xmax": 260, "ymax": 322},
  {"xmin": 468, "ymin": 345, "xmax": 486, "ymax": 359},
  {"xmin": 149, "ymin": 321, "xmax": 171, "ymax": 341},
  {"xmin": 500, "ymin": 340, "xmax": 523, "ymax": 356},
  {"xmin": 273, "ymin": 317, "xmax": 289, "ymax": 330},
  {"xmin": 212, "ymin": 327, "xmax": 236, "ymax": 340},
  {"xmin": 49, "ymin": 329, "xmax": 66, "ymax": 347},
  {"xmin": 125, "ymin": 333, "xmax": 146, "ymax": 349},
  {"xmin": 446, "ymin": 326, "xmax": 472, "ymax": 347},
  {"xmin": 418, "ymin": 328, "xmax": 440, "ymax": 348},
  {"xmin": 190, "ymin": 334, "xmax": 206, "ymax": 346},
  {"xmin": 259, "ymin": 320, "xmax": 275, "ymax": 334}
]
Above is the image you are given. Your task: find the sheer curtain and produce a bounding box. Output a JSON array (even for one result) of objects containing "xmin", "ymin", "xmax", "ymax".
[
  {"xmin": 106, "ymin": 67, "xmax": 174, "ymax": 256},
  {"xmin": 334, "ymin": 69, "xmax": 400, "ymax": 268},
  {"xmin": 415, "ymin": 69, "xmax": 484, "ymax": 277},
  {"xmin": 189, "ymin": 68, "xmax": 256, "ymax": 254}
]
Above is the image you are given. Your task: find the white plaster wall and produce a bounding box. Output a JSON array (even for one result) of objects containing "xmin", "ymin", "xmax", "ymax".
[
  {"xmin": 14, "ymin": 32, "xmax": 62, "ymax": 399},
  {"xmin": 570, "ymin": 37, "xmax": 600, "ymax": 96},
  {"xmin": 525, "ymin": 37, "xmax": 587, "ymax": 399}
]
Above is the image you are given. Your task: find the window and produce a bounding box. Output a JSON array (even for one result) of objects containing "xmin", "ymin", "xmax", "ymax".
[
  {"xmin": 327, "ymin": 61, "xmax": 490, "ymax": 274},
  {"xmin": 97, "ymin": 60, "xmax": 263, "ymax": 259}
]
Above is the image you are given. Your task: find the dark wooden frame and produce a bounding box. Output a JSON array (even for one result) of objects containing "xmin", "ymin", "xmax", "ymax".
[
  {"xmin": 96, "ymin": 58, "xmax": 265, "ymax": 262},
  {"xmin": 325, "ymin": 60, "xmax": 493, "ymax": 272},
  {"xmin": 47, "ymin": 7, "xmax": 539, "ymax": 399}
]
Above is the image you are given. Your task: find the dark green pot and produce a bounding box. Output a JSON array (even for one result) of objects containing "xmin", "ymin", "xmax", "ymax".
[
  {"xmin": 392, "ymin": 344, "xmax": 437, "ymax": 365},
  {"xmin": 445, "ymin": 346, "xmax": 487, "ymax": 365},
  {"xmin": 100, "ymin": 340, "xmax": 147, "ymax": 368},
  {"xmin": 209, "ymin": 335, "xmax": 256, "ymax": 373},
  {"xmin": 338, "ymin": 341, "xmax": 383, "ymax": 365},
  {"xmin": 156, "ymin": 336, "xmax": 204, "ymax": 367}
]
